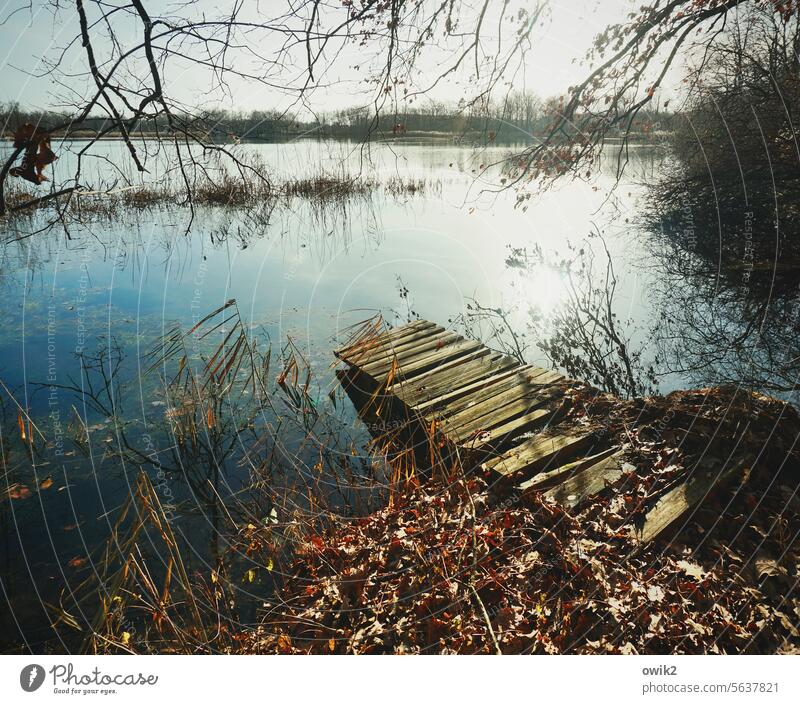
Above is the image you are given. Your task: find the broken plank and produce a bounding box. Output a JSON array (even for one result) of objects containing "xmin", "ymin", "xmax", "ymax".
[
  {"xmin": 485, "ymin": 432, "xmax": 597, "ymax": 478},
  {"xmin": 460, "ymin": 407, "xmax": 553, "ymax": 449},
  {"xmin": 543, "ymin": 450, "xmax": 628, "ymax": 509},
  {"xmin": 631, "ymin": 455, "xmax": 754, "ymax": 544}
]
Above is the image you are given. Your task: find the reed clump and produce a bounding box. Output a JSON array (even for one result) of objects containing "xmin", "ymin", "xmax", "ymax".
[{"xmin": 3, "ymin": 171, "xmax": 440, "ymax": 221}]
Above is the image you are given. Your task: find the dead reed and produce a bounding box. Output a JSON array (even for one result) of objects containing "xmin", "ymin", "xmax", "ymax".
[{"xmin": 3, "ymin": 171, "xmax": 440, "ymax": 222}]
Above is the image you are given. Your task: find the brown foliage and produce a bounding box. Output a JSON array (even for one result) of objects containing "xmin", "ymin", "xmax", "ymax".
[{"xmin": 10, "ymin": 123, "xmax": 57, "ymax": 185}]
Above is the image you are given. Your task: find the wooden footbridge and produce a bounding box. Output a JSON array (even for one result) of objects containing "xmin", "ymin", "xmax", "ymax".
[
  {"xmin": 334, "ymin": 318, "xmax": 764, "ymax": 545},
  {"xmin": 335, "ymin": 320, "xmax": 628, "ymax": 506}
]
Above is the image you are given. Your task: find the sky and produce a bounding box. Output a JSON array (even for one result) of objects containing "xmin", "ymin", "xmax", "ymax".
[{"xmin": 0, "ymin": 0, "xmax": 641, "ymax": 114}]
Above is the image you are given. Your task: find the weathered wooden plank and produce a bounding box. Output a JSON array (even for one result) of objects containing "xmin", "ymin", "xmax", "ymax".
[
  {"xmin": 631, "ymin": 455, "xmax": 753, "ymax": 544},
  {"xmin": 350, "ymin": 326, "xmax": 450, "ymax": 368},
  {"xmin": 457, "ymin": 407, "xmax": 553, "ymax": 448},
  {"xmin": 441, "ymin": 384, "xmax": 550, "ymax": 439},
  {"xmin": 335, "ymin": 319, "xmax": 432, "ymax": 356},
  {"xmin": 465, "ymin": 405, "xmax": 565, "ymax": 451},
  {"xmin": 485, "ymin": 432, "xmax": 597, "ymax": 478},
  {"xmin": 519, "ymin": 447, "xmax": 621, "ymax": 493},
  {"xmin": 375, "ymin": 338, "xmax": 485, "ymax": 383},
  {"xmin": 399, "ymin": 354, "xmax": 515, "ymax": 403},
  {"xmin": 386, "ymin": 346, "xmax": 495, "ymax": 396},
  {"xmin": 399, "ymin": 355, "xmax": 517, "ymax": 407},
  {"xmin": 425, "ymin": 366, "xmax": 551, "ymax": 421},
  {"xmin": 359, "ymin": 325, "xmax": 450, "ymax": 358},
  {"xmin": 335, "ymin": 320, "xmax": 435, "ymax": 362},
  {"xmin": 524, "ymin": 369, "xmax": 564, "ymax": 386},
  {"xmin": 360, "ymin": 331, "xmax": 462, "ymax": 376},
  {"xmin": 435, "ymin": 367, "xmax": 562, "ymax": 427},
  {"xmin": 413, "ymin": 362, "xmax": 528, "ymax": 412},
  {"xmin": 437, "ymin": 369, "xmax": 562, "ymax": 431},
  {"xmin": 448, "ymin": 394, "xmax": 557, "ymax": 444},
  {"xmin": 543, "ymin": 450, "xmax": 628, "ymax": 508}
]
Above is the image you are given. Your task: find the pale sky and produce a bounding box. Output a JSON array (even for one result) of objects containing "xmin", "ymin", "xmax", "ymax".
[{"xmin": 0, "ymin": 1, "xmax": 641, "ymax": 114}]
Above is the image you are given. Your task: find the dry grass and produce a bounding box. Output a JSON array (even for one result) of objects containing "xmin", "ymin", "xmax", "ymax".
[{"xmin": 3, "ymin": 171, "xmax": 440, "ymax": 222}]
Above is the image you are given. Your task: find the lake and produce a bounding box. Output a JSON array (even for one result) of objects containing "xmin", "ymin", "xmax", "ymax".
[{"xmin": 0, "ymin": 136, "xmax": 791, "ymax": 651}]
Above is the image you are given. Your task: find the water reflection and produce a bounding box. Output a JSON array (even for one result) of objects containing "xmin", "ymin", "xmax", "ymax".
[{"xmin": 644, "ymin": 159, "xmax": 800, "ymax": 398}]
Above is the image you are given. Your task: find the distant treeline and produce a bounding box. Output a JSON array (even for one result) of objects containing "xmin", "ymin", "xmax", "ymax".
[{"xmin": 0, "ymin": 96, "xmax": 678, "ymax": 144}]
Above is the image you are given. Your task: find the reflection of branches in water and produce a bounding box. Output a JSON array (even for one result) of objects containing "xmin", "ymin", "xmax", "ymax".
[
  {"xmin": 389, "ymin": 275, "xmax": 420, "ymax": 326},
  {"xmin": 647, "ymin": 234, "xmax": 800, "ymax": 394},
  {"xmin": 539, "ymin": 233, "xmax": 657, "ymax": 399},
  {"xmin": 452, "ymin": 233, "xmax": 656, "ymax": 398},
  {"xmin": 451, "ymin": 297, "xmax": 531, "ymax": 365},
  {"xmin": 642, "ymin": 18, "xmax": 800, "ymax": 396},
  {"xmin": 646, "ymin": 164, "xmax": 800, "ymax": 292}
]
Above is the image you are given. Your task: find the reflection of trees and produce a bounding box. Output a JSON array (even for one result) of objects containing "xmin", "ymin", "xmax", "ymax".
[
  {"xmin": 452, "ymin": 233, "xmax": 657, "ymax": 399},
  {"xmin": 647, "ymin": 221, "xmax": 800, "ymax": 394},
  {"xmin": 644, "ymin": 5, "xmax": 800, "ymax": 394}
]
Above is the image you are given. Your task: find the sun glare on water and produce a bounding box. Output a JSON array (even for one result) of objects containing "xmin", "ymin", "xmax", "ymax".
[{"xmin": 505, "ymin": 261, "xmax": 569, "ymax": 323}]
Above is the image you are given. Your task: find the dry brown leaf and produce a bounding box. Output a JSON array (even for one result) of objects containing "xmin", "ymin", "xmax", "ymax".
[{"xmin": 676, "ymin": 559, "xmax": 706, "ymax": 581}]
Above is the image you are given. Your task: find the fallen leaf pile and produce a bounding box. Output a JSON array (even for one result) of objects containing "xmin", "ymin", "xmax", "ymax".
[{"xmin": 239, "ymin": 386, "xmax": 798, "ymax": 654}]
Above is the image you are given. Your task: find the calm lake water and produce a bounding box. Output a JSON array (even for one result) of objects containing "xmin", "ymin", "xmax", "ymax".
[{"xmin": 0, "ymin": 137, "xmax": 784, "ymax": 650}]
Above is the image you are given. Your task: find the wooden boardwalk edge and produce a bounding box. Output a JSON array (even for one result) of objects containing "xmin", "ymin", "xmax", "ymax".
[{"xmin": 334, "ymin": 318, "xmax": 758, "ymax": 547}]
